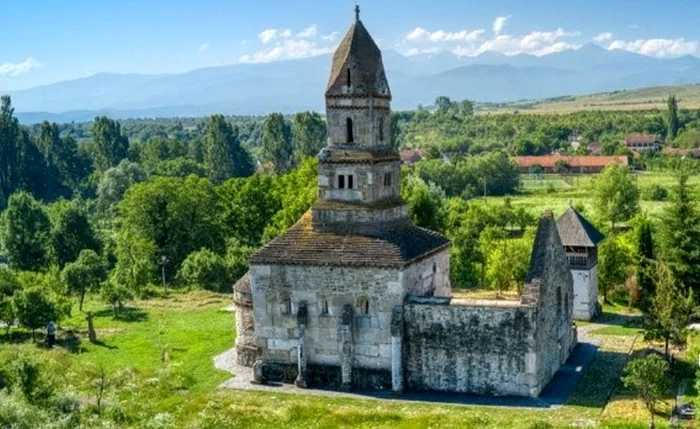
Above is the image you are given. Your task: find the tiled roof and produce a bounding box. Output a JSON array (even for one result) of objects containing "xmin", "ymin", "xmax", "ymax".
[
  {"xmin": 233, "ymin": 271, "xmax": 251, "ymax": 293},
  {"xmin": 326, "ymin": 19, "xmax": 390, "ymax": 97},
  {"xmin": 624, "ymin": 133, "xmax": 658, "ymax": 145},
  {"xmin": 250, "ymin": 212, "xmax": 450, "ymax": 268},
  {"xmin": 514, "ymin": 155, "xmax": 628, "ymax": 168},
  {"xmin": 556, "ymin": 207, "xmax": 605, "ymax": 247},
  {"xmin": 399, "ymin": 149, "xmax": 426, "ymax": 163}
]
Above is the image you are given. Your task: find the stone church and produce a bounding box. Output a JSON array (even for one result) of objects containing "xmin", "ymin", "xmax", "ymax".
[{"xmin": 234, "ymin": 8, "xmax": 576, "ymax": 398}]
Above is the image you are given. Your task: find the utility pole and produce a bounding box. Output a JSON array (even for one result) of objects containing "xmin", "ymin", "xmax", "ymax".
[{"xmin": 159, "ymin": 255, "xmax": 169, "ymax": 290}]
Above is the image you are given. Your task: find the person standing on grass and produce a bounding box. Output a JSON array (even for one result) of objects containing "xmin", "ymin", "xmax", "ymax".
[{"xmin": 46, "ymin": 320, "xmax": 56, "ymax": 348}]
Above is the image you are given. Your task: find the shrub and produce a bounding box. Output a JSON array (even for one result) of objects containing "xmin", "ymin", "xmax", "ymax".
[
  {"xmin": 177, "ymin": 249, "xmax": 231, "ymax": 292},
  {"xmin": 12, "ymin": 288, "xmax": 66, "ymax": 341},
  {"xmin": 643, "ymin": 184, "xmax": 668, "ymax": 201}
]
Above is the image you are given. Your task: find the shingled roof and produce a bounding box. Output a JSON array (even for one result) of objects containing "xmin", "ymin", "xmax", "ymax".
[
  {"xmin": 326, "ymin": 17, "xmax": 390, "ymax": 97},
  {"xmin": 250, "ymin": 212, "xmax": 449, "ymax": 269},
  {"xmin": 556, "ymin": 207, "xmax": 605, "ymax": 247}
]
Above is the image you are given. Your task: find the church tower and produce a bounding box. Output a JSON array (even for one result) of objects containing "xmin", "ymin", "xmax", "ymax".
[{"xmin": 313, "ymin": 5, "xmax": 407, "ymax": 232}]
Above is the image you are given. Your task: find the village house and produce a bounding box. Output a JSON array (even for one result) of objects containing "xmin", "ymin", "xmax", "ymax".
[
  {"xmin": 622, "ymin": 133, "xmax": 660, "ymax": 151},
  {"xmin": 514, "ymin": 154, "xmax": 629, "ymax": 174}
]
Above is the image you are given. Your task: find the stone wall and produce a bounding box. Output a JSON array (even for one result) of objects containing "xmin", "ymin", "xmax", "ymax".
[
  {"xmin": 317, "ymin": 161, "xmax": 401, "ymax": 204},
  {"xmin": 400, "ymin": 250, "xmax": 451, "ymax": 297},
  {"xmin": 403, "ymin": 302, "xmax": 539, "ymax": 396},
  {"xmin": 250, "ymin": 264, "xmax": 403, "ymax": 370},
  {"xmin": 326, "ymin": 98, "xmax": 391, "ymax": 148},
  {"xmin": 571, "ymin": 265, "xmax": 598, "ymax": 321}
]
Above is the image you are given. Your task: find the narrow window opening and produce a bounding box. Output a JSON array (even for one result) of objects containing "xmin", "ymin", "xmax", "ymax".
[
  {"xmin": 348, "ymin": 174, "xmax": 354, "ymax": 189},
  {"xmin": 556, "ymin": 287, "xmax": 562, "ymax": 317},
  {"xmin": 357, "ymin": 296, "xmax": 370, "ymax": 315},
  {"xmin": 383, "ymin": 172, "xmax": 392, "ymax": 187},
  {"xmin": 364, "ymin": 300, "xmax": 369, "ymax": 314},
  {"xmin": 338, "ymin": 175, "xmax": 345, "ymax": 189},
  {"xmin": 321, "ymin": 299, "xmax": 329, "ymax": 315},
  {"xmin": 346, "ymin": 118, "xmax": 354, "ymax": 143},
  {"xmin": 346, "ymin": 68, "xmax": 351, "ymax": 87},
  {"xmin": 379, "ymin": 117, "xmax": 384, "ymax": 141},
  {"xmin": 281, "ymin": 293, "xmax": 292, "ymax": 315}
]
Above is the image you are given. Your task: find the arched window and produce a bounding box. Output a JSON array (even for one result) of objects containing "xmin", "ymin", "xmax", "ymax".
[
  {"xmin": 346, "ymin": 118, "xmax": 354, "ymax": 143},
  {"xmin": 346, "ymin": 68, "xmax": 351, "ymax": 87},
  {"xmin": 356, "ymin": 296, "xmax": 370, "ymax": 315},
  {"xmin": 379, "ymin": 116, "xmax": 384, "ymax": 141},
  {"xmin": 280, "ymin": 293, "xmax": 292, "ymax": 315}
]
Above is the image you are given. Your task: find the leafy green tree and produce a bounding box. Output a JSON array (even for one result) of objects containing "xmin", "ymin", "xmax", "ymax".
[
  {"xmin": 635, "ymin": 219, "xmax": 655, "ymax": 312},
  {"xmin": 96, "ymin": 160, "xmax": 147, "ymax": 216},
  {"xmin": 226, "ymin": 238, "xmax": 254, "ymax": 283},
  {"xmin": 645, "ymin": 262, "xmax": 694, "ymax": 356},
  {"xmin": 177, "ymin": 249, "xmax": 231, "ymax": 292},
  {"xmin": 291, "ymin": 111, "xmax": 326, "ymax": 160},
  {"xmin": 659, "ymin": 173, "xmax": 700, "ymax": 294},
  {"xmin": 100, "ymin": 281, "xmax": 134, "ymax": 318},
  {"xmin": 621, "ymin": 354, "xmax": 671, "ymax": 429},
  {"xmin": 0, "ymin": 96, "xmax": 21, "ymax": 208},
  {"xmin": 61, "ymin": 250, "xmax": 107, "ymax": 311},
  {"xmin": 13, "ymin": 288, "xmax": 62, "ymax": 341},
  {"xmin": 593, "ymin": 164, "xmax": 639, "ymax": 229},
  {"xmin": 50, "ymin": 201, "xmax": 101, "ymax": 269},
  {"xmin": 111, "ymin": 229, "xmax": 157, "ymax": 296},
  {"xmin": 262, "ymin": 113, "xmax": 294, "ymax": 173},
  {"xmin": 0, "ymin": 270, "xmax": 20, "ymax": 335},
  {"xmin": 37, "ymin": 121, "xmax": 92, "ymax": 196},
  {"xmin": 434, "ymin": 96, "xmax": 453, "ymax": 113},
  {"xmin": 1, "ymin": 192, "xmax": 51, "ymax": 271},
  {"xmin": 204, "ymin": 115, "xmax": 254, "ymax": 183},
  {"xmin": 487, "ymin": 236, "xmax": 531, "ymax": 296},
  {"xmin": 667, "ymin": 94, "xmax": 679, "ymax": 140},
  {"xmin": 91, "ymin": 116, "xmax": 129, "ymax": 172},
  {"xmin": 402, "ymin": 175, "xmax": 446, "ymax": 232},
  {"xmin": 598, "ymin": 235, "xmax": 631, "ymax": 303}
]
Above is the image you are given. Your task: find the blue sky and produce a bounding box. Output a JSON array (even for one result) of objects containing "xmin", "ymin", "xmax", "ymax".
[{"xmin": 2, "ymin": 0, "xmax": 700, "ymax": 91}]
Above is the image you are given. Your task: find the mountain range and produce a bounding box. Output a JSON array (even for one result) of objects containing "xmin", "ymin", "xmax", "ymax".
[{"xmin": 7, "ymin": 43, "xmax": 700, "ymax": 123}]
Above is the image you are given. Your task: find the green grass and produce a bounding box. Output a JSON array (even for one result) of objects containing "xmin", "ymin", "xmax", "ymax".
[{"xmin": 589, "ymin": 325, "xmax": 643, "ymax": 336}]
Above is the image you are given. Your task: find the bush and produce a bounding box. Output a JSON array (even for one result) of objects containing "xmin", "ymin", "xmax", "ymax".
[
  {"xmin": 177, "ymin": 249, "xmax": 231, "ymax": 292},
  {"xmin": 643, "ymin": 184, "xmax": 668, "ymax": 201},
  {"xmin": 12, "ymin": 288, "xmax": 67, "ymax": 341}
]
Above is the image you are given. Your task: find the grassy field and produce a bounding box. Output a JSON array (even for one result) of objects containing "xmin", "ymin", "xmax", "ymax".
[
  {"xmin": 1, "ymin": 290, "xmax": 690, "ymax": 428},
  {"xmin": 481, "ymin": 83, "xmax": 700, "ymax": 114}
]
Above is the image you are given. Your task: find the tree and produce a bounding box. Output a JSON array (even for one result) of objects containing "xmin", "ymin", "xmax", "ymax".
[
  {"xmin": 593, "ymin": 164, "xmax": 639, "ymax": 229},
  {"xmin": 0, "ymin": 270, "xmax": 20, "ymax": 335},
  {"xmin": 262, "ymin": 113, "xmax": 295, "ymax": 173},
  {"xmin": 13, "ymin": 288, "xmax": 62, "ymax": 341},
  {"xmin": 1, "ymin": 192, "xmax": 51, "ymax": 271},
  {"xmin": 487, "ymin": 236, "xmax": 531, "ymax": 296},
  {"xmin": 291, "ymin": 111, "xmax": 326, "ymax": 160},
  {"xmin": 645, "ymin": 262, "xmax": 694, "ymax": 356},
  {"xmin": 204, "ymin": 115, "xmax": 254, "ymax": 183},
  {"xmin": 401, "ymin": 175, "xmax": 446, "ymax": 232},
  {"xmin": 177, "ymin": 249, "xmax": 231, "ymax": 292},
  {"xmin": 434, "ymin": 96, "xmax": 453, "ymax": 113},
  {"xmin": 659, "ymin": 173, "xmax": 700, "ymax": 295},
  {"xmin": 50, "ymin": 201, "xmax": 101, "ymax": 269},
  {"xmin": 598, "ymin": 235, "xmax": 631, "ymax": 303},
  {"xmin": 61, "ymin": 250, "xmax": 107, "ymax": 311},
  {"xmin": 0, "ymin": 96, "xmax": 21, "ymax": 208},
  {"xmin": 635, "ymin": 219, "xmax": 655, "ymax": 312},
  {"xmin": 621, "ymin": 354, "xmax": 671, "ymax": 429},
  {"xmin": 100, "ymin": 281, "xmax": 134, "ymax": 318},
  {"xmin": 96, "ymin": 160, "xmax": 147, "ymax": 216},
  {"xmin": 91, "ymin": 116, "xmax": 129, "ymax": 172},
  {"xmin": 111, "ymin": 229, "xmax": 157, "ymax": 296},
  {"xmin": 37, "ymin": 122, "xmax": 91, "ymax": 197},
  {"xmin": 667, "ymin": 94, "xmax": 679, "ymax": 141}
]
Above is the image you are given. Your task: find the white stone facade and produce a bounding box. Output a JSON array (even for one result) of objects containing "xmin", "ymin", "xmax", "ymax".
[{"xmin": 571, "ymin": 265, "xmax": 599, "ymax": 321}]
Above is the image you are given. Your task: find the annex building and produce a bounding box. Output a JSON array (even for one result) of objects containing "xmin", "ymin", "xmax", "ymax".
[{"xmin": 234, "ymin": 7, "xmax": 577, "ymax": 397}]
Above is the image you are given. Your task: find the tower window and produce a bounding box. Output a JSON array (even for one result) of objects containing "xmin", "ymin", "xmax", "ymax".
[
  {"xmin": 346, "ymin": 68, "xmax": 351, "ymax": 87},
  {"xmin": 338, "ymin": 175, "xmax": 346, "ymax": 189},
  {"xmin": 347, "ymin": 174, "xmax": 354, "ymax": 189},
  {"xmin": 556, "ymin": 287, "xmax": 562, "ymax": 317},
  {"xmin": 320, "ymin": 299, "xmax": 329, "ymax": 316},
  {"xmin": 357, "ymin": 296, "xmax": 370, "ymax": 315},
  {"xmin": 383, "ymin": 172, "xmax": 392, "ymax": 187},
  {"xmin": 280, "ymin": 293, "xmax": 292, "ymax": 315},
  {"xmin": 346, "ymin": 118, "xmax": 354, "ymax": 143},
  {"xmin": 379, "ymin": 117, "xmax": 384, "ymax": 141}
]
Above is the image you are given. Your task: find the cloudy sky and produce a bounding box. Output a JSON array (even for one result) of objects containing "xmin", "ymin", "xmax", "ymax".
[{"xmin": 2, "ymin": 0, "xmax": 700, "ymax": 91}]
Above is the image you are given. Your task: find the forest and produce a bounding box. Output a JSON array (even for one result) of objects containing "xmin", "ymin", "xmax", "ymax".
[{"xmin": 1, "ymin": 92, "xmax": 700, "ymax": 426}]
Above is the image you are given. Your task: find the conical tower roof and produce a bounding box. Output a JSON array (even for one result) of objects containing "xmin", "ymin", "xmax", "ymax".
[
  {"xmin": 556, "ymin": 206, "xmax": 605, "ymax": 247},
  {"xmin": 326, "ymin": 7, "xmax": 391, "ymax": 98}
]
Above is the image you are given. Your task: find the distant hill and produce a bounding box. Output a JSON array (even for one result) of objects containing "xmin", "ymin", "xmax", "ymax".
[{"xmin": 7, "ymin": 43, "xmax": 700, "ymax": 123}]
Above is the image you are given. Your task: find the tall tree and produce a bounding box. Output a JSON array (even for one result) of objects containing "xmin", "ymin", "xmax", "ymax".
[
  {"xmin": 204, "ymin": 115, "xmax": 254, "ymax": 183},
  {"xmin": 1, "ymin": 192, "xmax": 51, "ymax": 271},
  {"xmin": 599, "ymin": 235, "xmax": 631, "ymax": 303},
  {"xmin": 262, "ymin": 113, "xmax": 295, "ymax": 173},
  {"xmin": 0, "ymin": 96, "xmax": 21, "ymax": 208},
  {"xmin": 593, "ymin": 164, "xmax": 640, "ymax": 229},
  {"xmin": 91, "ymin": 116, "xmax": 129, "ymax": 172},
  {"xmin": 621, "ymin": 354, "xmax": 672, "ymax": 429},
  {"xmin": 50, "ymin": 201, "xmax": 102, "ymax": 269},
  {"xmin": 660, "ymin": 173, "xmax": 700, "ymax": 295},
  {"xmin": 62, "ymin": 249, "xmax": 107, "ymax": 311},
  {"xmin": 96, "ymin": 160, "xmax": 147, "ymax": 216},
  {"xmin": 38, "ymin": 122, "xmax": 92, "ymax": 191},
  {"xmin": 635, "ymin": 219, "xmax": 655, "ymax": 312},
  {"xmin": 667, "ymin": 94, "xmax": 679, "ymax": 140},
  {"xmin": 291, "ymin": 111, "xmax": 326, "ymax": 160}
]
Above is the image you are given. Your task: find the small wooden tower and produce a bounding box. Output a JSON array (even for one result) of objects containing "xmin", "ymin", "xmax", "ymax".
[{"xmin": 555, "ymin": 207, "xmax": 605, "ymax": 321}]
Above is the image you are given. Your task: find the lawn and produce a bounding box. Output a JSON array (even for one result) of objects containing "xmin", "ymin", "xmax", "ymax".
[{"xmin": 0, "ymin": 290, "xmax": 684, "ymax": 428}]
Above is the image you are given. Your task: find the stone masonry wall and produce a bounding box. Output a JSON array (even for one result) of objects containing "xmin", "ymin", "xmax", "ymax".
[
  {"xmin": 318, "ymin": 161, "xmax": 401, "ymax": 204},
  {"xmin": 400, "ymin": 250, "xmax": 451, "ymax": 298},
  {"xmin": 571, "ymin": 265, "xmax": 598, "ymax": 321},
  {"xmin": 403, "ymin": 303, "xmax": 538, "ymax": 397},
  {"xmin": 250, "ymin": 264, "xmax": 403, "ymax": 370}
]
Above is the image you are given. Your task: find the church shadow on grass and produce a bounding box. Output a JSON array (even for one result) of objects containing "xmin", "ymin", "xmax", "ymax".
[{"xmin": 93, "ymin": 306, "xmax": 148, "ymax": 323}]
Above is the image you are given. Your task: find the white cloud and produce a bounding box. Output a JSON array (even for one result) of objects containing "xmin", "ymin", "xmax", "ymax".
[
  {"xmin": 322, "ymin": 31, "xmax": 340, "ymax": 42},
  {"xmin": 453, "ymin": 28, "xmax": 580, "ymax": 57},
  {"xmin": 593, "ymin": 32, "xmax": 613, "ymax": 43},
  {"xmin": 297, "ymin": 25, "xmax": 317, "ymax": 38},
  {"xmin": 493, "ymin": 16, "xmax": 510, "ymax": 35},
  {"xmin": 258, "ymin": 29, "xmax": 278, "ymax": 44},
  {"xmin": 405, "ymin": 47, "xmax": 443, "ymax": 56},
  {"xmin": 239, "ymin": 39, "xmax": 334, "ymax": 63},
  {"xmin": 279, "ymin": 29, "xmax": 292, "ymax": 39},
  {"xmin": 198, "ymin": 43, "xmax": 209, "ymax": 52},
  {"xmin": 606, "ymin": 38, "xmax": 698, "ymax": 58},
  {"xmin": 0, "ymin": 57, "xmax": 43, "ymax": 77},
  {"xmin": 405, "ymin": 27, "xmax": 485, "ymax": 43}
]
